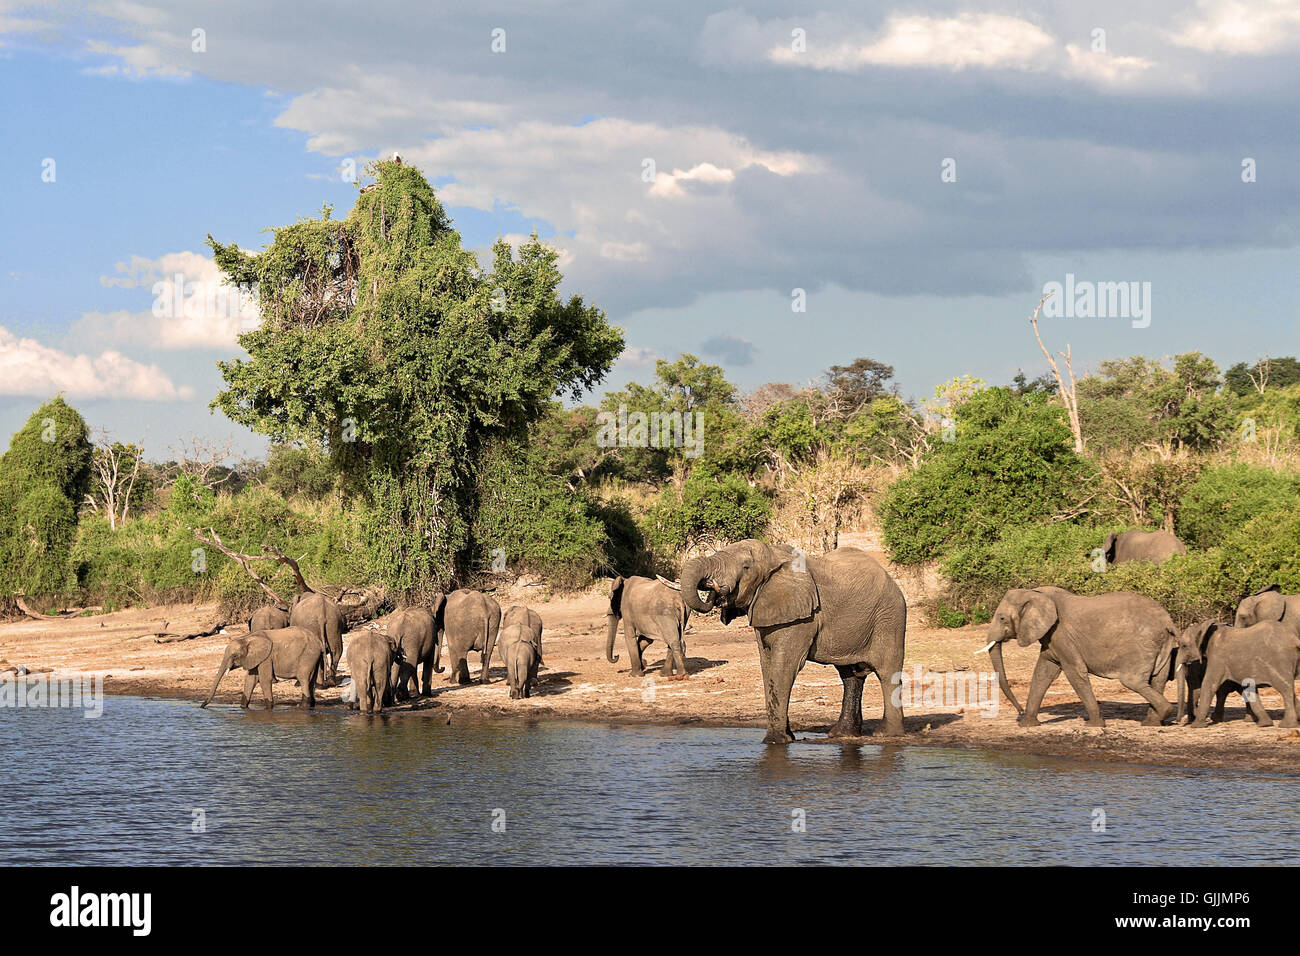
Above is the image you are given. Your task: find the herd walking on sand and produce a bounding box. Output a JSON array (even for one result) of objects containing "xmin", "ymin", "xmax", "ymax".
[{"xmin": 200, "ymin": 528, "xmax": 1300, "ymax": 743}]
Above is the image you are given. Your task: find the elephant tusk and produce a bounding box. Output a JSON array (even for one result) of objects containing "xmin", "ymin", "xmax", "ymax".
[
  {"xmin": 1175, "ymin": 662, "xmax": 1183, "ymax": 673},
  {"xmin": 975, "ymin": 641, "xmax": 996, "ymax": 655},
  {"xmin": 656, "ymin": 575, "xmax": 681, "ymax": 591}
]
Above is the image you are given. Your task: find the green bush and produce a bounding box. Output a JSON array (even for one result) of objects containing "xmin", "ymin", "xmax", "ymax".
[
  {"xmin": 644, "ymin": 465, "xmax": 772, "ymax": 556},
  {"xmin": 882, "ymin": 388, "xmax": 1092, "ymax": 564},
  {"xmin": 1176, "ymin": 463, "xmax": 1300, "ymax": 549}
]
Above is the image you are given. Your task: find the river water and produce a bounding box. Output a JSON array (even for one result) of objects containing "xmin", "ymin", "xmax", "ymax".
[{"xmin": 1, "ymin": 695, "xmax": 1297, "ymax": 865}]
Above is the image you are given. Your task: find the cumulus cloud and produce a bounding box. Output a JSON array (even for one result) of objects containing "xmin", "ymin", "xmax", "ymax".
[
  {"xmin": 1170, "ymin": 0, "xmax": 1300, "ymax": 54},
  {"xmin": 72, "ymin": 251, "xmax": 258, "ymax": 350},
  {"xmin": 701, "ymin": 334, "xmax": 757, "ymax": 367},
  {"xmin": 0, "ymin": 326, "xmax": 195, "ymax": 400}
]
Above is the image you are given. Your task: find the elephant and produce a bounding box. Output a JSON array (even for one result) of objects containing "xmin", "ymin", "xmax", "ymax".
[
  {"xmin": 200, "ymin": 626, "xmax": 323, "ymax": 710},
  {"xmin": 605, "ymin": 576, "xmax": 689, "ymax": 677},
  {"xmin": 289, "ymin": 590, "xmax": 345, "ymax": 686},
  {"xmin": 247, "ymin": 604, "xmax": 289, "ymax": 633},
  {"xmin": 347, "ymin": 630, "xmax": 394, "ymax": 714},
  {"xmin": 1234, "ymin": 585, "xmax": 1300, "ymax": 639},
  {"xmin": 387, "ymin": 598, "xmax": 445, "ymax": 699},
  {"xmin": 502, "ymin": 605, "xmax": 544, "ymax": 665},
  {"xmin": 680, "ymin": 540, "xmax": 906, "ymax": 744},
  {"xmin": 443, "ymin": 590, "xmax": 501, "ymax": 684},
  {"xmin": 982, "ymin": 587, "xmax": 1176, "ymax": 727},
  {"xmin": 1102, "ymin": 529, "xmax": 1187, "ymax": 566},
  {"xmin": 1182, "ymin": 620, "xmax": 1300, "ymax": 727},
  {"xmin": 1175, "ymin": 620, "xmax": 1270, "ymax": 724},
  {"xmin": 503, "ymin": 624, "xmax": 540, "ymax": 699}
]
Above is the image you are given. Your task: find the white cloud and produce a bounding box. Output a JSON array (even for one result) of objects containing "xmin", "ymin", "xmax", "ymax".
[
  {"xmin": 1170, "ymin": 0, "xmax": 1300, "ymax": 54},
  {"xmin": 0, "ymin": 326, "xmax": 194, "ymax": 400},
  {"xmin": 73, "ymin": 251, "xmax": 258, "ymax": 350}
]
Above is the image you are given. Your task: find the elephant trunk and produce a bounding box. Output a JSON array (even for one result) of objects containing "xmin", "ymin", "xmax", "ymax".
[
  {"xmin": 987, "ymin": 642, "xmax": 1022, "ymax": 716},
  {"xmin": 605, "ymin": 613, "xmax": 620, "ymax": 663},
  {"xmin": 679, "ymin": 558, "xmax": 716, "ymax": 614},
  {"xmin": 200, "ymin": 651, "xmax": 235, "ymax": 708},
  {"xmin": 1175, "ymin": 661, "xmax": 1187, "ymax": 723}
]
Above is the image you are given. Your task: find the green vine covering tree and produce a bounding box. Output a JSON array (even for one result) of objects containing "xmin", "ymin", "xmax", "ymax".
[{"xmin": 208, "ymin": 160, "xmax": 623, "ymax": 592}]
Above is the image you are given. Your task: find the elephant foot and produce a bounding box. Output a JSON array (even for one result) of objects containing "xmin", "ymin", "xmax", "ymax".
[
  {"xmin": 872, "ymin": 720, "xmax": 905, "ymax": 738},
  {"xmin": 762, "ymin": 729, "xmax": 795, "ymax": 745},
  {"xmin": 1141, "ymin": 712, "xmax": 1166, "ymax": 727},
  {"xmin": 1085, "ymin": 717, "xmax": 1105, "ymax": 728},
  {"xmin": 1017, "ymin": 715, "xmax": 1041, "ymax": 728},
  {"xmin": 827, "ymin": 719, "xmax": 863, "ymax": 739}
]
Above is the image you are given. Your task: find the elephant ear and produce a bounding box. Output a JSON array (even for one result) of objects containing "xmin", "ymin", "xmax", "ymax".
[
  {"xmin": 609, "ymin": 576, "xmax": 626, "ymax": 617},
  {"xmin": 1253, "ymin": 589, "xmax": 1287, "ymax": 623},
  {"xmin": 748, "ymin": 564, "xmax": 819, "ymax": 629},
  {"xmin": 240, "ymin": 635, "xmax": 273, "ymax": 670},
  {"xmin": 1015, "ymin": 593, "xmax": 1058, "ymax": 646}
]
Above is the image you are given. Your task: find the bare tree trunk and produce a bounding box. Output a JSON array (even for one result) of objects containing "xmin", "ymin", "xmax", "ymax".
[{"xmin": 1029, "ymin": 294, "xmax": 1084, "ymax": 454}]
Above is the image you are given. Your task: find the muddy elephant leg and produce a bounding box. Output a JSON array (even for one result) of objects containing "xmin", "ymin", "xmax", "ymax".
[
  {"xmin": 756, "ymin": 637, "xmax": 802, "ymax": 745},
  {"xmin": 1018, "ymin": 656, "xmax": 1061, "ymax": 727},
  {"xmin": 1061, "ymin": 665, "xmax": 1103, "ymax": 726},
  {"xmin": 828, "ymin": 665, "xmax": 864, "ymax": 738},
  {"xmin": 1122, "ymin": 675, "xmax": 1173, "ymax": 726}
]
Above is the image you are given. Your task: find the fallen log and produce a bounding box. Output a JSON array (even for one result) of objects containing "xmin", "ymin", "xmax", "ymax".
[{"xmin": 150, "ymin": 620, "xmax": 229, "ymax": 644}]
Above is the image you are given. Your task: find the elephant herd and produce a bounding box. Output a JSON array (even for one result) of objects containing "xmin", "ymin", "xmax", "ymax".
[
  {"xmin": 201, "ymin": 589, "xmax": 544, "ymax": 714},
  {"xmin": 199, "ymin": 530, "xmax": 1300, "ymax": 744}
]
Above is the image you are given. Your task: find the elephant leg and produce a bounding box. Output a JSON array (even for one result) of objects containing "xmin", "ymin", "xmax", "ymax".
[
  {"xmin": 1018, "ymin": 656, "xmax": 1061, "ymax": 727},
  {"xmin": 421, "ymin": 657, "xmax": 433, "ymax": 697},
  {"xmin": 1276, "ymin": 676, "xmax": 1298, "ymax": 728},
  {"xmin": 302, "ymin": 668, "xmax": 315, "ymax": 709},
  {"xmin": 828, "ymin": 665, "xmax": 864, "ymax": 738},
  {"xmin": 242, "ymin": 672, "xmax": 256, "ymax": 709},
  {"xmin": 1212, "ymin": 686, "xmax": 1229, "ymax": 722},
  {"xmin": 623, "ymin": 627, "xmax": 645, "ymax": 677},
  {"xmin": 1121, "ymin": 675, "xmax": 1173, "ymax": 725},
  {"xmin": 1244, "ymin": 688, "xmax": 1272, "ymax": 726},
  {"xmin": 756, "ymin": 637, "xmax": 802, "ymax": 745},
  {"xmin": 1061, "ymin": 666, "xmax": 1103, "ymax": 726},
  {"xmin": 452, "ymin": 653, "xmax": 472, "ymax": 685},
  {"xmin": 259, "ymin": 670, "xmax": 274, "ymax": 710}
]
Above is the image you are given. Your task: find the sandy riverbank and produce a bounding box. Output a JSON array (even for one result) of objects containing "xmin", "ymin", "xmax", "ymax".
[{"xmin": 3, "ymin": 586, "xmax": 1299, "ymax": 773}]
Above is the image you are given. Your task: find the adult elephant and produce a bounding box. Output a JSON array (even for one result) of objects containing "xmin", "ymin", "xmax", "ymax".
[
  {"xmin": 605, "ymin": 576, "xmax": 688, "ymax": 677},
  {"xmin": 289, "ymin": 590, "xmax": 345, "ymax": 686},
  {"xmin": 247, "ymin": 604, "xmax": 289, "ymax": 633},
  {"xmin": 982, "ymin": 587, "xmax": 1176, "ymax": 727},
  {"xmin": 388, "ymin": 597, "xmax": 445, "ymax": 699},
  {"xmin": 200, "ymin": 626, "xmax": 323, "ymax": 710},
  {"xmin": 1234, "ymin": 585, "xmax": 1300, "ymax": 638},
  {"xmin": 1103, "ymin": 529, "xmax": 1187, "ymax": 566},
  {"xmin": 443, "ymin": 590, "xmax": 501, "ymax": 685},
  {"xmin": 680, "ymin": 540, "xmax": 906, "ymax": 744}
]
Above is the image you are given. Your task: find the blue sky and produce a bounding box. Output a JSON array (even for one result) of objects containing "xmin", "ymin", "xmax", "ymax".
[{"xmin": 1, "ymin": 1, "xmax": 1297, "ymax": 457}]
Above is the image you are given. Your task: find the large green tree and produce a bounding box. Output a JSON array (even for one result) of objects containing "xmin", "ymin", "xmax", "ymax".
[
  {"xmin": 0, "ymin": 396, "xmax": 93, "ymax": 599},
  {"xmin": 209, "ymin": 161, "xmax": 622, "ymax": 591}
]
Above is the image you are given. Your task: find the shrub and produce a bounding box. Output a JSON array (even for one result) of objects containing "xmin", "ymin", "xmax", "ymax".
[{"xmin": 1176, "ymin": 463, "xmax": 1300, "ymax": 549}]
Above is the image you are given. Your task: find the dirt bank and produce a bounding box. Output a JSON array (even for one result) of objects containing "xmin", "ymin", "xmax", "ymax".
[{"xmin": 3, "ymin": 587, "xmax": 1299, "ymax": 773}]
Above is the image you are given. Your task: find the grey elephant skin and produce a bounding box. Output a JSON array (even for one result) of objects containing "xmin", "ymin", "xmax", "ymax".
[
  {"xmin": 289, "ymin": 591, "xmax": 345, "ymax": 685},
  {"xmin": 348, "ymin": 630, "xmax": 395, "ymax": 714},
  {"xmin": 443, "ymin": 590, "xmax": 501, "ymax": 684},
  {"xmin": 1175, "ymin": 621, "xmax": 1270, "ymax": 724},
  {"xmin": 1235, "ymin": 585, "xmax": 1300, "ymax": 638},
  {"xmin": 1181, "ymin": 620, "xmax": 1300, "ymax": 727},
  {"xmin": 247, "ymin": 605, "xmax": 289, "ymax": 633},
  {"xmin": 200, "ymin": 626, "xmax": 323, "ymax": 709},
  {"xmin": 1102, "ymin": 529, "xmax": 1187, "ymax": 566},
  {"xmin": 681, "ymin": 540, "xmax": 906, "ymax": 744},
  {"xmin": 502, "ymin": 624, "xmax": 540, "ymax": 699},
  {"xmin": 387, "ymin": 598, "xmax": 445, "ymax": 699},
  {"xmin": 502, "ymin": 605, "xmax": 544, "ymax": 666},
  {"xmin": 606, "ymin": 576, "xmax": 689, "ymax": 677},
  {"xmin": 985, "ymin": 587, "xmax": 1175, "ymax": 727}
]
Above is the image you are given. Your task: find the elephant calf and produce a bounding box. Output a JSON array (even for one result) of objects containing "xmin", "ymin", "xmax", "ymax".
[
  {"xmin": 200, "ymin": 626, "xmax": 323, "ymax": 710},
  {"xmin": 502, "ymin": 605, "xmax": 543, "ymax": 666},
  {"xmin": 503, "ymin": 624, "xmax": 540, "ymax": 699},
  {"xmin": 348, "ymin": 630, "xmax": 396, "ymax": 715},
  {"xmin": 606, "ymin": 576, "xmax": 689, "ymax": 678},
  {"xmin": 1174, "ymin": 620, "xmax": 1263, "ymax": 724},
  {"xmin": 1181, "ymin": 620, "xmax": 1300, "ymax": 728},
  {"xmin": 247, "ymin": 604, "xmax": 289, "ymax": 633}
]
